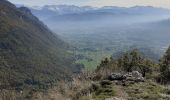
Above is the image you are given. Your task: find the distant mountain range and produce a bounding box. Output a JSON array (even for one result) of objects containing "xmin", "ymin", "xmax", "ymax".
[
  {"xmin": 26, "ymin": 5, "xmax": 170, "ymax": 33},
  {"xmin": 29, "ymin": 5, "xmax": 170, "ymax": 20},
  {"xmin": 30, "ymin": 5, "xmax": 170, "ymax": 15}
]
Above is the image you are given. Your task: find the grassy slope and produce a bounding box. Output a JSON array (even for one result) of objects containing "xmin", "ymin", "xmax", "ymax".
[
  {"xmin": 91, "ymin": 80, "xmax": 170, "ymax": 100},
  {"xmin": 25, "ymin": 75, "xmax": 170, "ymax": 100}
]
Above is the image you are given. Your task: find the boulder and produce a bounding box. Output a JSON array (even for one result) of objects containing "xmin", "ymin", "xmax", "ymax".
[
  {"xmin": 132, "ymin": 71, "xmax": 143, "ymax": 78},
  {"xmin": 108, "ymin": 73, "xmax": 126, "ymax": 81},
  {"xmin": 108, "ymin": 71, "xmax": 145, "ymax": 83},
  {"xmin": 125, "ymin": 71, "xmax": 144, "ymax": 82}
]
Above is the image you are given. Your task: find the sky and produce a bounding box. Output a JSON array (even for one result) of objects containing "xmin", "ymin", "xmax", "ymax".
[{"xmin": 8, "ymin": 0, "xmax": 170, "ymax": 8}]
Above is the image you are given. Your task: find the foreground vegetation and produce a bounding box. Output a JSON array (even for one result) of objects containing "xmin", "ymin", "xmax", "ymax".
[
  {"xmin": 74, "ymin": 47, "xmax": 170, "ymax": 100},
  {"xmin": 53, "ymin": 46, "xmax": 170, "ymax": 100},
  {"xmin": 1, "ymin": 47, "xmax": 169, "ymax": 100}
]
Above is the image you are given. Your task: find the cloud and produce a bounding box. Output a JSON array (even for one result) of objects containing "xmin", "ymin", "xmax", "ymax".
[{"xmin": 8, "ymin": 0, "xmax": 170, "ymax": 8}]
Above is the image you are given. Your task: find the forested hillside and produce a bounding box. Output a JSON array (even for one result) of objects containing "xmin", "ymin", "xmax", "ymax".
[{"xmin": 0, "ymin": 0, "xmax": 79, "ymax": 90}]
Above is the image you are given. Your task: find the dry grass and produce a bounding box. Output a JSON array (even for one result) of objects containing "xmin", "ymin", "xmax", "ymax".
[
  {"xmin": 32, "ymin": 72, "xmax": 93, "ymax": 100},
  {"xmin": 35, "ymin": 70, "xmax": 116, "ymax": 100},
  {"xmin": 0, "ymin": 89, "xmax": 23, "ymax": 100},
  {"xmin": 0, "ymin": 72, "xmax": 94, "ymax": 100},
  {"xmin": 0, "ymin": 73, "xmax": 169, "ymax": 100}
]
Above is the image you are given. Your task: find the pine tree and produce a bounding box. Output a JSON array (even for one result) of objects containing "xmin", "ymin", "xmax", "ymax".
[
  {"xmin": 160, "ymin": 46, "xmax": 170, "ymax": 83},
  {"xmin": 123, "ymin": 53, "xmax": 130, "ymax": 72},
  {"xmin": 138, "ymin": 59, "xmax": 152, "ymax": 77},
  {"xmin": 130, "ymin": 49, "xmax": 142, "ymax": 69}
]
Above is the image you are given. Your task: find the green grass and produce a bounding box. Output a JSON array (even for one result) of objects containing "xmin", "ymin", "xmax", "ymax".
[
  {"xmin": 92, "ymin": 85, "xmax": 117, "ymax": 100},
  {"xmin": 75, "ymin": 50, "xmax": 113, "ymax": 71},
  {"xmin": 125, "ymin": 81, "xmax": 170, "ymax": 100}
]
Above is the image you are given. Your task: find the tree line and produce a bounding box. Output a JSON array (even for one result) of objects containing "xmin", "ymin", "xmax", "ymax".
[{"xmin": 96, "ymin": 47, "xmax": 170, "ymax": 84}]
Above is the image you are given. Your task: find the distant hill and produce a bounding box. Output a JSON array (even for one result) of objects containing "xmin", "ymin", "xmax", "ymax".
[{"xmin": 0, "ymin": 0, "xmax": 79, "ymax": 88}]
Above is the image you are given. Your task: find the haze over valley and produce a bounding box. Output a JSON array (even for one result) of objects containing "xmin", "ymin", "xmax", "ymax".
[{"xmin": 28, "ymin": 5, "xmax": 170, "ymax": 69}]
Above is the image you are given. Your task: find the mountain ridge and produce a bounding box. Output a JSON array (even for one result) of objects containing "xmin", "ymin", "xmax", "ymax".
[
  {"xmin": 0, "ymin": 0, "xmax": 79, "ymax": 88},
  {"xmin": 29, "ymin": 5, "xmax": 170, "ymax": 15}
]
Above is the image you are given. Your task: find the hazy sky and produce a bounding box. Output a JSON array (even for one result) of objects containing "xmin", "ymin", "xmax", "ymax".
[{"xmin": 8, "ymin": 0, "xmax": 170, "ymax": 8}]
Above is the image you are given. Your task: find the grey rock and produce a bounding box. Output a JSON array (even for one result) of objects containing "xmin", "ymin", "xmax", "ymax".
[
  {"xmin": 125, "ymin": 71, "xmax": 145, "ymax": 82},
  {"xmin": 108, "ymin": 71, "xmax": 145, "ymax": 83},
  {"xmin": 132, "ymin": 71, "xmax": 142, "ymax": 78},
  {"xmin": 108, "ymin": 73, "xmax": 126, "ymax": 81}
]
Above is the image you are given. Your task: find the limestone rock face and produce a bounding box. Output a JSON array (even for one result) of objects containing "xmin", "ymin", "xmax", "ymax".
[
  {"xmin": 108, "ymin": 71, "xmax": 145, "ymax": 83},
  {"xmin": 132, "ymin": 71, "xmax": 142, "ymax": 78},
  {"xmin": 108, "ymin": 73, "xmax": 126, "ymax": 81},
  {"xmin": 125, "ymin": 71, "xmax": 145, "ymax": 82}
]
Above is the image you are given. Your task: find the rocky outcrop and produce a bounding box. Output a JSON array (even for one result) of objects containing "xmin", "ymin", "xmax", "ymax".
[
  {"xmin": 125, "ymin": 71, "xmax": 144, "ymax": 82},
  {"xmin": 108, "ymin": 73, "xmax": 126, "ymax": 81},
  {"xmin": 108, "ymin": 71, "xmax": 145, "ymax": 84}
]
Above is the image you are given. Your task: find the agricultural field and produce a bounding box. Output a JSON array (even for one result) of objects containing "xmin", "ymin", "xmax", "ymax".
[{"xmin": 75, "ymin": 50, "xmax": 113, "ymax": 71}]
